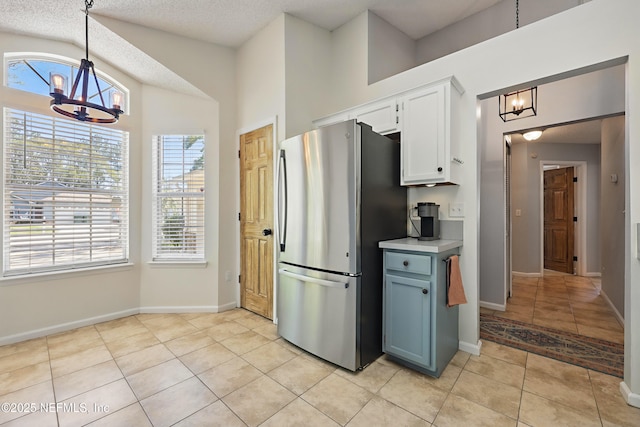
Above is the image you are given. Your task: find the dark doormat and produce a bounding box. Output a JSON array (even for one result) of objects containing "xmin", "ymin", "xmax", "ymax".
[{"xmin": 480, "ymin": 313, "xmax": 624, "ymax": 378}]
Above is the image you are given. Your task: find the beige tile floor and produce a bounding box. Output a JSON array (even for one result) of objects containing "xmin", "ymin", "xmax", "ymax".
[
  {"xmin": 1, "ymin": 308, "xmax": 639, "ymax": 426},
  {"xmin": 481, "ymin": 271, "xmax": 625, "ymax": 344}
]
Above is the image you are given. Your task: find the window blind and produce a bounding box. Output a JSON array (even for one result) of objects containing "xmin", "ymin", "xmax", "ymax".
[
  {"xmin": 3, "ymin": 108, "xmax": 129, "ymax": 276},
  {"xmin": 152, "ymin": 135, "xmax": 205, "ymax": 260}
]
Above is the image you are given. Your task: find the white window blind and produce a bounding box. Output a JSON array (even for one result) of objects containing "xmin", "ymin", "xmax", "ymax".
[
  {"xmin": 3, "ymin": 108, "xmax": 129, "ymax": 276},
  {"xmin": 152, "ymin": 135, "xmax": 205, "ymax": 260}
]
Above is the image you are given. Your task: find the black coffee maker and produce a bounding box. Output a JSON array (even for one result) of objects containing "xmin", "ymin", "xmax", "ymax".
[{"xmin": 417, "ymin": 202, "xmax": 440, "ymax": 241}]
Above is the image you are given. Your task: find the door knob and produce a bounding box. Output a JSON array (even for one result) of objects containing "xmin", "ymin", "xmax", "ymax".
[
  {"xmin": 422, "ymin": 289, "xmax": 429, "ymax": 295},
  {"xmin": 262, "ymin": 228, "xmax": 273, "ymax": 236}
]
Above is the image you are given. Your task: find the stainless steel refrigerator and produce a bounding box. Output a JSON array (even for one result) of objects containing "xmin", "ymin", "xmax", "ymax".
[{"xmin": 276, "ymin": 119, "xmax": 407, "ymax": 371}]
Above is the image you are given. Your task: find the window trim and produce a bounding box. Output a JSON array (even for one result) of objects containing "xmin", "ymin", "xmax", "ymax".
[
  {"xmin": 2, "ymin": 107, "xmax": 130, "ymax": 277},
  {"xmin": 151, "ymin": 134, "xmax": 206, "ymax": 262}
]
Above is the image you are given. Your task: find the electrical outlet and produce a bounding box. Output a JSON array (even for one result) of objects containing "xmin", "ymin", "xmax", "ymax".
[{"xmin": 449, "ymin": 203, "xmax": 464, "ymax": 217}]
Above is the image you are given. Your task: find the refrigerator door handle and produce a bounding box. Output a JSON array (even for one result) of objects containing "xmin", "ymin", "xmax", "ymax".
[
  {"xmin": 277, "ymin": 149, "xmax": 288, "ymax": 252},
  {"xmin": 279, "ymin": 268, "xmax": 349, "ymax": 289}
]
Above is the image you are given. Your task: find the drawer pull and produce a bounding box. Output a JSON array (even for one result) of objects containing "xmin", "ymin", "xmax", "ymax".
[
  {"xmin": 422, "ymin": 288, "xmax": 429, "ymax": 295},
  {"xmin": 403, "ymin": 260, "xmax": 409, "ymax": 267}
]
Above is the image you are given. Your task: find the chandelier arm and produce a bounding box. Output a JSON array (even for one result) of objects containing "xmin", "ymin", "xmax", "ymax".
[
  {"xmin": 67, "ymin": 61, "xmax": 86, "ymax": 100},
  {"xmin": 89, "ymin": 62, "xmax": 108, "ymax": 108}
]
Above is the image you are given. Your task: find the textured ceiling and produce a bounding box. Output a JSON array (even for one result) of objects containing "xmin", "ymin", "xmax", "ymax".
[
  {"xmin": 0, "ymin": 0, "xmax": 503, "ymax": 48},
  {"xmin": 0, "ymin": 0, "xmax": 503, "ymax": 96}
]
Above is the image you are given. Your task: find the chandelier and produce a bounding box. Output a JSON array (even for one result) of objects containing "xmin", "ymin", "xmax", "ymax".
[
  {"xmin": 499, "ymin": 87, "xmax": 537, "ymax": 122},
  {"xmin": 49, "ymin": 0, "xmax": 123, "ymax": 124},
  {"xmin": 498, "ymin": 1, "xmax": 537, "ymax": 122}
]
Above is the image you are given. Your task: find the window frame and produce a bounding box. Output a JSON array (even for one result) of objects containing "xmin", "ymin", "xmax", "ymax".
[
  {"xmin": 2, "ymin": 108, "xmax": 130, "ymax": 278},
  {"xmin": 151, "ymin": 134, "xmax": 206, "ymax": 262}
]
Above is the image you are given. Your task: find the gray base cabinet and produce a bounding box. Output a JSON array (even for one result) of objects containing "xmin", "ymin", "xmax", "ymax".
[{"xmin": 382, "ymin": 248, "xmax": 459, "ymax": 377}]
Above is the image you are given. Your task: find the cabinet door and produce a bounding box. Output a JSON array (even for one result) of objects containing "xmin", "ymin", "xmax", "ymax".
[
  {"xmin": 384, "ymin": 273, "xmax": 434, "ymax": 369},
  {"xmin": 354, "ymin": 99, "xmax": 399, "ymax": 135},
  {"xmin": 313, "ymin": 111, "xmax": 351, "ymax": 129},
  {"xmin": 400, "ymin": 85, "xmax": 446, "ymax": 185}
]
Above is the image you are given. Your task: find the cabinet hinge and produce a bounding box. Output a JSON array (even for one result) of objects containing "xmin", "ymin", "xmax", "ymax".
[
  {"xmin": 573, "ymin": 176, "xmax": 578, "ymax": 183},
  {"xmin": 238, "ymin": 212, "xmax": 241, "ymax": 221},
  {"xmin": 573, "ymin": 256, "xmax": 578, "ymax": 262},
  {"xmin": 573, "ymin": 216, "xmax": 577, "ymax": 222},
  {"xmin": 238, "ymin": 274, "xmax": 241, "ymax": 283},
  {"xmin": 238, "ymin": 149, "xmax": 241, "ymax": 159}
]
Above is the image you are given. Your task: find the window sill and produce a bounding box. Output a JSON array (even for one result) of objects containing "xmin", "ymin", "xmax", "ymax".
[
  {"xmin": 0, "ymin": 262, "xmax": 135, "ymax": 287},
  {"xmin": 147, "ymin": 260, "xmax": 208, "ymax": 268}
]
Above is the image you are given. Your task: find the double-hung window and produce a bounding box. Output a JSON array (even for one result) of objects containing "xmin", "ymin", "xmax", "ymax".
[
  {"xmin": 152, "ymin": 135, "xmax": 205, "ymax": 261},
  {"xmin": 3, "ymin": 109, "xmax": 129, "ymax": 276}
]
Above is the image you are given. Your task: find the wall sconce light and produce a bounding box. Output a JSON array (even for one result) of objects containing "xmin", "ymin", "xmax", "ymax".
[{"xmin": 499, "ymin": 86, "xmax": 537, "ymax": 122}]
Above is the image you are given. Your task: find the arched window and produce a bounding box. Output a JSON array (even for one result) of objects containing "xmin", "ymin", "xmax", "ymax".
[
  {"xmin": 2, "ymin": 53, "xmax": 130, "ymax": 277},
  {"xmin": 5, "ymin": 53, "xmax": 128, "ymax": 115}
]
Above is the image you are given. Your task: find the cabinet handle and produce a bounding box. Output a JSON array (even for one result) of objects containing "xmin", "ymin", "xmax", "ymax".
[
  {"xmin": 403, "ymin": 260, "xmax": 409, "ymax": 267},
  {"xmin": 422, "ymin": 288, "xmax": 429, "ymax": 295},
  {"xmin": 437, "ymin": 167, "xmax": 443, "ymax": 172}
]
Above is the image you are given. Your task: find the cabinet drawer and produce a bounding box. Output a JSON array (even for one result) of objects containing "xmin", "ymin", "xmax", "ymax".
[{"xmin": 386, "ymin": 252, "xmax": 431, "ymax": 275}]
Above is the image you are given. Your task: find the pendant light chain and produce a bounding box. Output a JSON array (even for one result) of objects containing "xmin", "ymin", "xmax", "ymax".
[
  {"xmin": 516, "ymin": 0, "xmax": 519, "ymax": 29},
  {"xmin": 84, "ymin": 0, "xmax": 93, "ymax": 60}
]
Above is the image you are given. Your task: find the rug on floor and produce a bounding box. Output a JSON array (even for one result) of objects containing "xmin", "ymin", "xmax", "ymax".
[{"xmin": 480, "ymin": 313, "xmax": 624, "ymax": 378}]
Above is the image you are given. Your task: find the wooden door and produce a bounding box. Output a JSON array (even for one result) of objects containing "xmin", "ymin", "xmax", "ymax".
[
  {"xmin": 543, "ymin": 167, "xmax": 575, "ymax": 274},
  {"xmin": 240, "ymin": 124, "xmax": 273, "ymax": 319}
]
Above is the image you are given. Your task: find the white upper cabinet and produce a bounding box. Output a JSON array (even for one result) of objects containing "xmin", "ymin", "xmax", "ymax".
[
  {"xmin": 353, "ymin": 98, "xmax": 399, "ymax": 135},
  {"xmin": 399, "ymin": 77, "xmax": 463, "ymax": 186},
  {"xmin": 313, "ymin": 110, "xmax": 351, "ymax": 129},
  {"xmin": 313, "ymin": 76, "xmax": 463, "ymax": 186}
]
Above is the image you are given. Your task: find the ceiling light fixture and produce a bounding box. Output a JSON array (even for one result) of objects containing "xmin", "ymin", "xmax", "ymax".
[
  {"xmin": 49, "ymin": 0, "xmax": 122, "ymax": 124},
  {"xmin": 523, "ymin": 130, "xmax": 543, "ymax": 141},
  {"xmin": 499, "ymin": 87, "xmax": 538, "ymax": 122},
  {"xmin": 498, "ymin": 1, "xmax": 538, "ymax": 122}
]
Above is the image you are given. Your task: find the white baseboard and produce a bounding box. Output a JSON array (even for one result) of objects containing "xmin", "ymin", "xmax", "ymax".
[
  {"xmin": 459, "ymin": 339, "xmax": 482, "ymax": 356},
  {"xmin": 480, "ymin": 301, "xmax": 506, "ymax": 311},
  {"xmin": 621, "ymin": 381, "xmax": 640, "ymax": 409},
  {"xmin": 512, "ymin": 271, "xmax": 542, "ymax": 278},
  {"xmin": 600, "ymin": 289, "xmax": 625, "ymax": 327},
  {"xmin": 0, "ymin": 302, "xmax": 242, "ymax": 346},
  {"xmin": 139, "ymin": 305, "xmax": 217, "ymax": 314},
  {"xmin": 0, "ymin": 308, "xmax": 139, "ymax": 346}
]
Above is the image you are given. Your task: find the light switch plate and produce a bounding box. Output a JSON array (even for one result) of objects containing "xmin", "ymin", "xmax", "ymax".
[{"xmin": 449, "ymin": 203, "xmax": 464, "ymax": 217}]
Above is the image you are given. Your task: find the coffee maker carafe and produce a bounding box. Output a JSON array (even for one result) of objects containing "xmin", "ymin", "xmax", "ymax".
[{"xmin": 417, "ymin": 202, "xmax": 440, "ymax": 241}]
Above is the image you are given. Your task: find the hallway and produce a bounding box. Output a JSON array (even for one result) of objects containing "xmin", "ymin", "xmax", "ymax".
[{"xmin": 480, "ymin": 272, "xmax": 624, "ymax": 344}]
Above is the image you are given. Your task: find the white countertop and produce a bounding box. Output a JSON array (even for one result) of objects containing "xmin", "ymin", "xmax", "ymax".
[{"xmin": 379, "ymin": 238, "xmax": 463, "ymax": 253}]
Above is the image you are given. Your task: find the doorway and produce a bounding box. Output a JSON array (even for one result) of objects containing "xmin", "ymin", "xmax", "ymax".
[{"xmin": 239, "ymin": 124, "xmax": 274, "ymax": 319}]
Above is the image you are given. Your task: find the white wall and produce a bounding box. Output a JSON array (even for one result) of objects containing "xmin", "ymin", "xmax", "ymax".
[
  {"xmin": 139, "ymin": 85, "xmax": 223, "ymax": 311},
  {"xmin": 510, "ymin": 142, "xmax": 601, "ymax": 274},
  {"xmin": 96, "ymin": 17, "xmax": 239, "ymax": 308},
  {"xmin": 237, "ymin": 15, "xmax": 286, "ymax": 139},
  {"xmin": 416, "ymin": 0, "xmax": 582, "ymax": 65},
  {"xmin": 0, "ymin": 34, "xmax": 143, "ymax": 343},
  {"xmin": 601, "ymin": 115, "xmax": 626, "ymax": 317},
  {"xmin": 367, "ymin": 11, "xmax": 416, "ymax": 85},
  {"xmin": 284, "ymin": 14, "xmax": 332, "ymax": 138}
]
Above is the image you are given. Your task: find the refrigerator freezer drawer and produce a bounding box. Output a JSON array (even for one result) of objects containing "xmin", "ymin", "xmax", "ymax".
[{"xmin": 277, "ymin": 265, "xmax": 359, "ymax": 371}]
